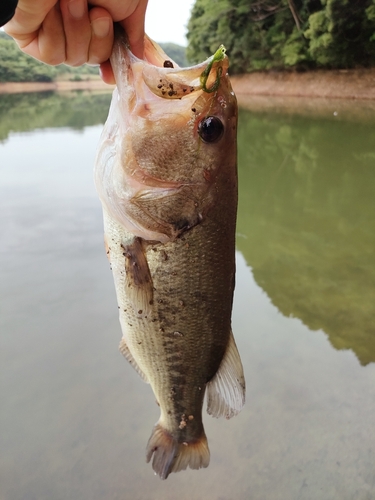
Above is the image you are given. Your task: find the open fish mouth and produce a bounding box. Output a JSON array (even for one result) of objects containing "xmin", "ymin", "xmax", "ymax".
[
  {"xmin": 112, "ymin": 27, "xmax": 229, "ymax": 98},
  {"xmin": 141, "ymin": 42, "xmax": 228, "ymax": 99},
  {"xmin": 109, "ymin": 28, "xmax": 233, "ymax": 127}
]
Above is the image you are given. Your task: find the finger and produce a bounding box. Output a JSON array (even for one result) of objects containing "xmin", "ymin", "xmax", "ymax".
[
  {"xmin": 36, "ymin": 4, "xmax": 67, "ymax": 65},
  {"xmin": 121, "ymin": 0, "xmax": 148, "ymax": 59},
  {"xmin": 59, "ymin": 0, "xmax": 92, "ymax": 66},
  {"xmin": 88, "ymin": 7, "xmax": 114, "ymax": 65},
  {"xmin": 99, "ymin": 60, "xmax": 115, "ymax": 85},
  {"xmin": 4, "ymin": 0, "xmax": 57, "ymax": 43},
  {"xmin": 7, "ymin": 3, "xmax": 66, "ymax": 65}
]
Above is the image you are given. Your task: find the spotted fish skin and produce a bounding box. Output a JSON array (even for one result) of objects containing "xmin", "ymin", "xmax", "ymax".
[{"xmin": 95, "ymin": 29, "xmax": 245, "ymax": 480}]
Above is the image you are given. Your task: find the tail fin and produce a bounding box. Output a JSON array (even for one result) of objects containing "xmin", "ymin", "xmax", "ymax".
[{"xmin": 146, "ymin": 423, "xmax": 210, "ymax": 480}]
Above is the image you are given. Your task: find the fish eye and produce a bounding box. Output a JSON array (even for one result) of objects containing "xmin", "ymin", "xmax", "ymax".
[{"xmin": 198, "ymin": 116, "xmax": 224, "ymax": 143}]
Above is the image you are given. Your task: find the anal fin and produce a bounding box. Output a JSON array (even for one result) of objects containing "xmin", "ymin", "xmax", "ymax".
[
  {"xmin": 206, "ymin": 330, "xmax": 245, "ymax": 419},
  {"xmin": 119, "ymin": 337, "xmax": 149, "ymax": 383}
]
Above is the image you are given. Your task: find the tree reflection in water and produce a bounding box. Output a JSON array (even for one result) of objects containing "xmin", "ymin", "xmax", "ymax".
[
  {"xmin": 237, "ymin": 105, "xmax": 375, "ymax": 365},
  {"xmin": 0, "ymin": 91, "xmax": 112, "ymax": 142}
]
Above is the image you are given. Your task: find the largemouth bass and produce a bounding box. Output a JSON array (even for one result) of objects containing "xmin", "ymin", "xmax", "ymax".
[{"xmin": 95, "ymin": 29, "xmax": 245, "ymax": 480}]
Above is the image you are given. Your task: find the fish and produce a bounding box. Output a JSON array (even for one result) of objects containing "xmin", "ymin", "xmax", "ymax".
[{"xmin": 94, "ymin": 28, "xmax": 245, "ymax": 480}]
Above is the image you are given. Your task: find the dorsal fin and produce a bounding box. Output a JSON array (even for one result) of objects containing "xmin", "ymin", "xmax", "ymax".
[{"xmin": 206, "ymin": 330, "xmax": 245, "ymax": 419}]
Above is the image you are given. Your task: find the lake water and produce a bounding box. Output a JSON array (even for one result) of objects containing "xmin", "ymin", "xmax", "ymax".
[{"xmin": 1, "ymin": 91, "xmax": 374, "ymax": 500}]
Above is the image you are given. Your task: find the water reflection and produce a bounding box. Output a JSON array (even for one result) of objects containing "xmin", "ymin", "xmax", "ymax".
[
  {"xmin": 237, "ymin": 107, "xmax": 375, "ymax": 365},
  {"xmin": 1, "ymin": 92, "xmax": 374, "ymax": 500},
  {"xmin": 1, "ymin": 91, "xmax": 374, "ymax": 366},
  {"xmin": 0, "ymin": 91, "xmax": 112, "ymax": 142}
]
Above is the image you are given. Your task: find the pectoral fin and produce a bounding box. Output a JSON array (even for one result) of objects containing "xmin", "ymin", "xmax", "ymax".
[
  {"xmin": 122, "ymin": 237, "xmax": 153, "ymax": 318},
  {"xmin": 206, "ymin": 330, "xmax": 245, "ymax": 419}
]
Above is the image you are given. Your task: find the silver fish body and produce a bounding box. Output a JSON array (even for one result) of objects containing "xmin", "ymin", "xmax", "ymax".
[{"xmin": 95, "ymin": 30, "xmax": 245, "ymax": 480}]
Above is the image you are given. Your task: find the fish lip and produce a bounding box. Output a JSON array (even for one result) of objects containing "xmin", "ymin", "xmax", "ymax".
[
  {"xmin": 111, "ymin": 28, "xmax": 230, "ymax": 101},
  {"xmin": 131, "ymin": 37, "xmax": 227, "ymax": 75}
]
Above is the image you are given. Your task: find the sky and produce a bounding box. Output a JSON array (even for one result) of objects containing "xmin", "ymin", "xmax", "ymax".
[{"xmin": 145, "ymin": 0, "xmax": 196, "ymax": 46}]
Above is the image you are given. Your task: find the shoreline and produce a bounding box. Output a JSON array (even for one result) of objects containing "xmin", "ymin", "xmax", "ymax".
[
  {"xmin": 1, "ymin": 68, "xmax": 375, "ymax": 99},
  {"xmin": 0, "ymin": 79, "xmax": 115, "ymax": 94},
  {"xmin": 1, "ymin": 69, "xmax": 375, "ymax": 123},
  {"xmin": 230, "ymin": 68, "xmax": 375, "ymax": 121},
  {"xmin": 230, "ymin": 68, "xmax": 375, "ymax": 100}
]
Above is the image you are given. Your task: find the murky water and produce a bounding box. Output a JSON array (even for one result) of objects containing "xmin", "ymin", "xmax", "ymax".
[{"xmin": 1, "ymin": 91, "xmax": 374, "ymax": 500}]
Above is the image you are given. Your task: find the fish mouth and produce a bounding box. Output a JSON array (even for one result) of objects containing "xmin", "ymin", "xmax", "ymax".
[
  {"xmin": 140, "ymin": 41, "xmax": 229, "ymax": 100},
  {"xmin": 110, "ymin": 28, "xmax": 230, "ymax": 113}
]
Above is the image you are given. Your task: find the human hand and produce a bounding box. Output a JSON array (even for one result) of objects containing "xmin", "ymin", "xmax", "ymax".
[
  {"xmin": 91, "ymin": 0, "xmax": 148, "ymax": 84},
  {"xmin": 4, "ymin": 0, "xmax": 148, "ymax": 84}
]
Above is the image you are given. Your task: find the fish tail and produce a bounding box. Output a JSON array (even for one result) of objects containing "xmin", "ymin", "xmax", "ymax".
[{"xmin": 146, "ymin": 423, "xmax": 210, "ymax": 480}]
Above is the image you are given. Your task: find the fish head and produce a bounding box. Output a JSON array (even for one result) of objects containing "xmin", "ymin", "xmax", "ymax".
[{"xmin": 95, "ymin": 30, "xmax": 238, "ymax": 242}]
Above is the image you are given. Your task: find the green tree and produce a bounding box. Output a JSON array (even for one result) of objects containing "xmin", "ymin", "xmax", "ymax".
[
  {"xmin": 0, "ymin": 32, "xmax": 99, "ymax": 82},
  {"xmin": 187, "ymin": 0, "xmax": 320, "ymax": 72},
  {"xmin": 187, "ymin": 0, "xmax": 258, "ymax": 73},
  {"xmin": 305, "ymin": 0, "xmax": 375, "ymax": 67},
  {"xmin": 187, "ymin": 0, "xmax": 375, "ymax": 72},
  {"xmin": 0, "ymin": 36, "xmax": 57, "ymax": 82}
]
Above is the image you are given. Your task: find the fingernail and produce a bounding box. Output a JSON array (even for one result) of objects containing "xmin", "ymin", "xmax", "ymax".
[
  {"xmin": 92, "ymin": 17, "xmax": 111, "ymax": 38},
  {"xmin": 68, "ymin": 0, "xmax": 85, "ymax": 19}
]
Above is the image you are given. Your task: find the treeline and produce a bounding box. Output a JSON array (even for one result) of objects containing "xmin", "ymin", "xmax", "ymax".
[
  {"xmin": 159, "ymin": 43, "xmax": 188, "ymax": 66},
  {"xmin": 187, "ymin": 0, "xmax": 375, "ymax": 73},
  {"xmin": 0, "ymin": 31, "xmax": 100, "ymax": 82},
  {"xmin": 0, "ymin": 31, "xmax": 188, "ymax": 82}
]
